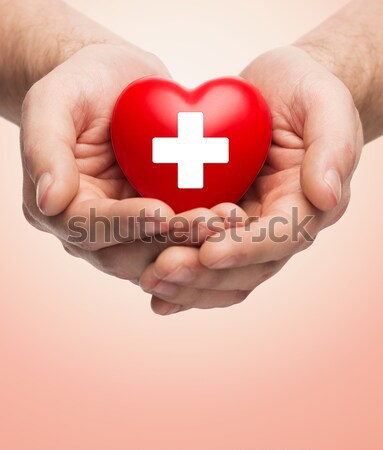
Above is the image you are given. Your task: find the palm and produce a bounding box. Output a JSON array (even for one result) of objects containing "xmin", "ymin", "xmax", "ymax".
[
  {"xmin": 74, "ymin": 118, "xmax": 136, "ymax": 203},
  {"xmin": 240, "ymin": 144, "xmax": 306, "ymax": 219},
  {"xmin": 55, "ymin": 44, "xmax": 169, "ymax": 206},
  {"xmin": 239, "ymin": 90, "xmax": 313, "ymax": 225},
  {"xmin": 238, "ymin": 46, "xmax": 354, "ymax": 227}
]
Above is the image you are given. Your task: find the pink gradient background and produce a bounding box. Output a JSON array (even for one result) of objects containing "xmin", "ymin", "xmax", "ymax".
[{"xmin": 1, "ymin": 0, "xmax": 382, "ymax": 448}]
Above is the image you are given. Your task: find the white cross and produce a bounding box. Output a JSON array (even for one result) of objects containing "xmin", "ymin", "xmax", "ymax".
[{"xmin": 152, "ymin": 112, "xmax": 229, "ymax": 189}]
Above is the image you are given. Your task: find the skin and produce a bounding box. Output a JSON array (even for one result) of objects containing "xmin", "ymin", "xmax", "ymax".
[
  {"xmin": 140, "ymin": 47, "xmax": 364, "ymax": 314},
  {"xmin": 0, "ymin": 0, "xmax": 194, "ymax": 282},
  {"xmin": 140, "ymin": 1, "xmax": 383, "ymax": 314},
  {"xmin": 0, "ymin": 0, "xmax": 382, "ymax": 315}
]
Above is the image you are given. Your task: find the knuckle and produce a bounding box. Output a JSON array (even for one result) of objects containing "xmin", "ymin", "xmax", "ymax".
[
  {"xmin": 62, "ymin": 243, "xmax": 79, "ymax": 258},
  {"xmin": 22, "ymin": 201, "xmax": 45, "ymax": 231},
  {"xmin": 99, "ymin": 263, "xmax": 132, "ymax": 280},
  {"xmin": 229, "ymin": 246, "xmax": 248, "ymax": 265},
  {"xmin": 145, "ymin": 52, "xmax": 169, "ymax": 77},
  {"xmin": 22, "ymin": 86, "xmax": 36, "ymax": 114},
  {"xmin": 260, "ymin": 260, "xmax": 284, "ymax": 284},
  {"xmin": 93, "ymin": 250, "xmax": 138, "ymax": 281},
  {"xmin": 339, "ymin": 187, "xmax": 351, "ymax": 213},
  {"xmin": 119, "ymin": 261, "xmax": 143, "ymax": 281},
  {"xmin": 205, "ymin": 269, "xmax": 224, "ymax": 288},
  {"xmin": 247, "ymin": 267, "xmax": 275, "ymax": 291},
  {"xmin": 230, "ymin": 290, "xmax": 251, "ymax": 306},
  {"xmin": 109, "ymin": 271, "xmax": 135, "ymax": 281},
  {"xmin": 343, "ymin": 141, "xmax": 357, "ymax": 175},
  {"xmin": 323, "ymin": 191, "xmax": 351, "ymax": 228},
  {"xmin": 74, "ymin": 240, "xmax": 99, "ymax": 252},
  {"xmin": 179, "ymin": 292, "xmax": 200, "ymax": 308},
  {"xmin": 296, "ymin": 232, "xmax": 314, "ymax": 253},
  {"xmin": 21, "ymin": 138, "xmax": 38, "ymax": 166},
  {"xmin": 65, "ymin": 226, "xmax": 106, "ymax": 251},
  {"xmin": 22, "ymin": 80, "xmax": 47, "ymax": 119},
  {"xmin": 22, "ymin": 201, "xmax": 35, "ymax": 224}
]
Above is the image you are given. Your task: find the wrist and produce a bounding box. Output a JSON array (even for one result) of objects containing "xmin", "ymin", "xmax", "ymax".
[
  {"xmin": 293, "ymin": 0, "xmax": 383, "ymax": 143},
  {"xmin": 0, "ymin": 0, "xmax": 127, "ymax": 123},
  {"xmin": 294, "ymin": 40, "xmax": 381, "ymax": 143},
  {"xmin": 293, "ymin": 39, "xmax": 373, "ymax": 122}
]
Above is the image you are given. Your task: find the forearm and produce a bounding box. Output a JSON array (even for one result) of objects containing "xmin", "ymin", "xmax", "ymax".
[
  {"xmin": 0, "ymin": 0, "xmax": 126, "ymax": 123},
  {"xmin": 295, "ymin": 0, "xmax": 383, "ymax": 143}
]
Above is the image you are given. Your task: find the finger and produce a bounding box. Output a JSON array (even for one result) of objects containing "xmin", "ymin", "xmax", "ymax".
[
  {"xmin": 24, "ymin": 172, "xmax": 224, "ymax": 251},
  {"xmin": 199, "ymin": 204, "xmax": 319, "ymax": 269},
  {"xmin": 59, "ymin": 209, "xmax": 225, "ymax": 282},
  {"xmin": 150, "ymin": 297, "xmax": 188, "ymax": 315},
  {"xmin": 62, "ymin": 237, "xmax": 166, "ymax": 282},
  {"xmin": 21, "ymin": 83, "xmax": 80, "ymax": 216},
  {"xmin": 53, "ymin": 195, "xmax": 174, "ymax": 250},
  {"xmin": 141, "ymin": 246, "xmax": 288, "ymax": 291},
  {"xmin": 210, "ymin": 203, "xmax": 249, "ymax": 228},
  {"xmin": 167, "ymin": 207, "xmax": 225, "ymax": 246},
  {"xmin": 22, "ymin": 171, "xmax": 174, "ymax": 250},
  {"xmin": 300, "ymin": 79, "xmax": 363, "ymax": 212},
  {"xmin": 149, "ymin": 288, "xmax": 250, "ymax": 315}
]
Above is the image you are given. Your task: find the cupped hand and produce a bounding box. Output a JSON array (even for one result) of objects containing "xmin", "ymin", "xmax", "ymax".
[
  {"xmin": 139, "ymin": 46, "xmax": 364, "ymax": 314},
  {"xmin": 21, "ymin": 43, "xmax": 177, "ymax": 282}
]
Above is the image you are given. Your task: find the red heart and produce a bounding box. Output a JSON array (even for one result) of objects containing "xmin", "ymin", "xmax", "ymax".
[{"xmin": 111, "ymin": 76, "xmax": 271, "ymax": 213}]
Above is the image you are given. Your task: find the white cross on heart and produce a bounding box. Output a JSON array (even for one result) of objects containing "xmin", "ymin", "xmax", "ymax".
[{"xmin": 152, "ymin": 112, "xmax": 229, "ymax": 189}]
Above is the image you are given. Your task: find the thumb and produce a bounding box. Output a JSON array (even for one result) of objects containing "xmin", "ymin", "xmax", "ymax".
[
  {"xmin": 21, "ymin": 89, "xmax": 79, "ymax": 216},
  {"xmin": 300, "ymin": 87, "xmax": 362, "ymax": 212}
]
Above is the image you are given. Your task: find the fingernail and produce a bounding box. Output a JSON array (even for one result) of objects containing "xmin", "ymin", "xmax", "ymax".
[
  {"xmin": 164, "ymin": 266, "xmax": 194, "ymax": 283},
  {"xmin": 36, "ymin": 172, "xmax": 53, "ymax": 214},
  {"xmin": 151, "ymin": 281, "xmax": 179, "ymax": 298},
  {"xmin": 164, "ymin": 304, "xmax": 182, "ymax": 315},
  {"xmin": 209, "ymin": 255, "xmax": 237, "ymax": 269},
  {"xmin": 324, "ymin": 168, "xmax": 342, "ymax": 205}
]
